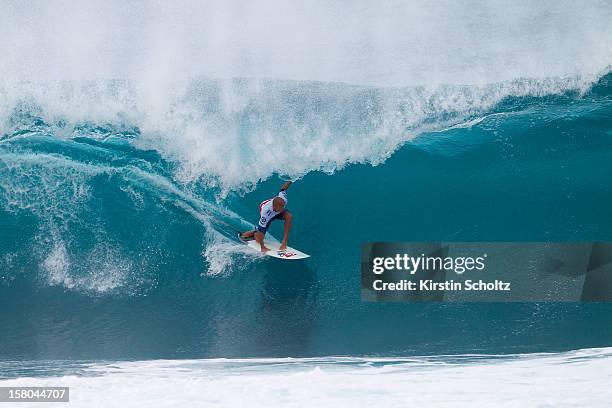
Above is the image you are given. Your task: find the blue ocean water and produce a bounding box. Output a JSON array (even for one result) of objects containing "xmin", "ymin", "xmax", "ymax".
[
  {"xmin": 2, "ymin": 3, "xmax": 612, "ymax": 407},
  {"xmin": 1, "ymin": 72, "xmax": 611, "ymax": 361}
]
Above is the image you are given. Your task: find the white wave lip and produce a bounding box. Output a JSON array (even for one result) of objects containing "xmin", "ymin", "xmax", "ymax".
[
  {"xmin": 2, "ymin": 347, "xmax": 611, "ymax": 407},
  {"xmin": 2, "ymin": 76, "xmax": 606, "ymax": 195},
  {"xmin": 1, "ymin": 1, "xmax": 611, "ymax": 193}
]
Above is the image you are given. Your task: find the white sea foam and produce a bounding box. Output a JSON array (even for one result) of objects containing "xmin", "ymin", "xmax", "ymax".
[
  {"xmin": 203, "ymin": 235, "xmax": 265, "ymax": 277},
  {"xmin": 1, "ymin": 347, "xmax": 611, "ymax": 407},
  {"xmin": 42, "ymin": 241, "xmax": 72, "ymax": 287},
  {"xmin": 1, "ymin": 76, "xmax": 606, "ymax": 195},
  {"xmin": 41, "ymin": 241, "xmax": 137, "ymax": 294}
]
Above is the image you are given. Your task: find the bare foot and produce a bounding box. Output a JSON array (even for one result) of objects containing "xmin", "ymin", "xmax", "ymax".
[{"xmin": 261, "ymin": 246, "xmax": 270, "ymax": 253}]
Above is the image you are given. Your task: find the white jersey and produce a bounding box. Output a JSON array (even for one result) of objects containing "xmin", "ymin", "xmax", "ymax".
[{"xmin": 258, "ymin": 190, "xmax": 288, "ymax": 229}]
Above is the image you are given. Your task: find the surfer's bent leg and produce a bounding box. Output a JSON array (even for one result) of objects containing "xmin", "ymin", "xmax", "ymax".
[
  {"xmin": 254, "ymin": 224, "xmax": 270, "ymax": 252},
  {"xmin": 241, "ymin": 230, "xmax": 255, "ymax": 240},
  {"xmin": 254, "ymin": 230, "xmax": 269, "ymax": 252}
]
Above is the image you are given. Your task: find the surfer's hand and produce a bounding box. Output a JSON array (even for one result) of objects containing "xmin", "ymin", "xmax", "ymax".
[{"xmin": 279, "ymin": 241, "xmax": 287, "ymax": 250}]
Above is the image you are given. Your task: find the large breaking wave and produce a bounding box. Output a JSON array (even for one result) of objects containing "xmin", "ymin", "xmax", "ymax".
[{"xmin": 1, "ymin": 0, "xmax": 612, "ymax": 358}]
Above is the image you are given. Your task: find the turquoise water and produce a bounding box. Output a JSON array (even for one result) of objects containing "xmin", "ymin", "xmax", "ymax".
[
  {"xmin": 2, "ymin": 3, "xmax": 612, "ymax": 407},
  {"xmin": 1, "ymin": 74, "xmax": 611, "ymax": 359}
]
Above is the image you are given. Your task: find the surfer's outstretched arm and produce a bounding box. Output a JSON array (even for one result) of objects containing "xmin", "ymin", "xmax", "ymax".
[
  {"xmin": 280, "ymin": 180, "xmax": 292, "ymax": 191},
  {"xmin": 280, "ymin": 211, "xmax": 292, "ymax": 250}
]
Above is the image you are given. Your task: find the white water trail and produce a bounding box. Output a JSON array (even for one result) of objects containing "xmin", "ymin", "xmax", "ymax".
[{"xmin": 1, "ymin": 347, "xmax": 611, "ymax": 407}]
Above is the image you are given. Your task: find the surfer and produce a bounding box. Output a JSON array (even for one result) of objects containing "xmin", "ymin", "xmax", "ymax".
[{"xmin": 240, "ymin": 181, "xmax": 293, "ymax": 253}]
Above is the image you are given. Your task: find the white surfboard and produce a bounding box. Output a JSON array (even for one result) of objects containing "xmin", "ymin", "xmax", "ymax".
[{"xmin": 239, "ymin": 233, "xmax": 310, "ymax": 260}]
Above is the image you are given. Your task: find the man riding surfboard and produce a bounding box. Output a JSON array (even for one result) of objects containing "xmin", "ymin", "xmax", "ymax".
[{"xmin": 240, "ymin": 181, "xmax": 293, "ymax": 253}]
